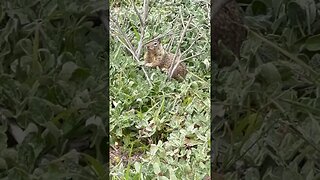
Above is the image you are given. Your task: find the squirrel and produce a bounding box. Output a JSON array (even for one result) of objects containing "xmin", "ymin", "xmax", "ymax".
[
  {"xmin": 143, "ymin": 38, "xmax": 187, "ymax": 81},
  {"xmin": 212, "ymin": 0, "xmax": 246, "ymax": 67}
]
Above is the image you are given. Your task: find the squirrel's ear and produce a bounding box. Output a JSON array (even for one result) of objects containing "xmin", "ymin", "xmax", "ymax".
[{"xmin": 157, "ymin": 38, "xmax": 161, "ymax": 43}]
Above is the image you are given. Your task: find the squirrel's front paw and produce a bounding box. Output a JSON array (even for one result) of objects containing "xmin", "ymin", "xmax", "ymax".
[
  {"xmin": 161, "ymin": 68, "xmax": 167, "ymax": 72},
  {"xmin": 145, "ymin": 63, "xmax": 153, "ymax": 67}
]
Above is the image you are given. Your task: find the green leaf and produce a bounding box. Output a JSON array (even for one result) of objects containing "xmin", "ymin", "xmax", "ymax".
[
  {"xmin": 169, "ymin": 167, "xmax": 178, "ymax": 180},
  {"xmin": 0, "ymin": 40, "xmax": 11, "ymax": 58},
  {"xmin": 0, "ymin": 6, "xmax": 3, "ymax": 22},
  {"xmin": 0, "ymin": 132, "xmax": 8, "ymax": 151},
  {"xmin": 9, "ymin": 123, "xmax": 25, "ymax": 144},
  {"xmin": 45, "ymin": 121, "xmax": 62, "ymax": 140},
  {"xmin": 158, "ymin": 176, "xmax": 170, "ymax": 180},
  {"xmin": 1, "ymin": 18, "xmax": 16, "ymax": 42},
  {"xmin": 305, "ymin": 34, "xmax": 320, "ymax": 51},
  {"xmin": 18, "ymin": 143, "xmax": 35, "ymax": 171},
  {"xmin": 70, "ymin": 68, "xmax": 91, "ymax": 82},
  {"xmin": 82, "ymin": 153, "xmax": 107, "ymax": 177},
  {"xmin": 245, "ymin": 167, "xmax": 260, "ymax": 180},
  {"xmin": 28, "ymin": 97, "xmax": 54, "ymax": 125},
  {"xmin": 287, "ymin": 1, "xmax": 305, "ymax": 26},
  {"xmin": 0, "ymin": 157, "xmax": 7, "ymax": 170},
  {"xmin": 59, "ymin": 61, "xmax": 79, "ymax": 81},
  {"xmin": 257, "ymin": 62, "xmax": 281, "ymax": 84},
  {"xmin": 153, "ymin": 160, "xmax": 161, "ymax": 175},
  {"xmin": 85, "ymin": 116, "xmax": 107, "ymax": 136},
  {"xmin": 17, "ymin": 38, "xmax": 33, "ymax": 55},
  {"xmin": 252, "ymin": 0, "xmax": 268, "ymax": 15}
]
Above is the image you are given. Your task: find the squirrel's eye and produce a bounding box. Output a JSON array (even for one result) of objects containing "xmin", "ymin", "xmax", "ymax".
[{"xmin": 153, "ymin": 42, "xmax": 158, "ymax": 46}]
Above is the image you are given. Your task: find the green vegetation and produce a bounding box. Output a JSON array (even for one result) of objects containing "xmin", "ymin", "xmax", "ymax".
[
  {"xmin": 110, "ymin": 0, "xmax": 210, "ymax": 179},
  {"xmin": 213, "ymin": 0, "xmax": 320, "ymax": 179},
  {"xmin": 0, "ymin": 0, "xmax": 107, "ymax": 179}
]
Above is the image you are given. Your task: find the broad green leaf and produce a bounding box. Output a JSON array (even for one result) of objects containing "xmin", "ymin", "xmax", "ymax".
[
  {"xmin": 17, "ymin": 38, "xmax": 33, "ymax": 55},
  {"xmin": 0, "ymin": 157, "xmax": 7, "ymax": 170},
  {"xmin": 257, "ymin": 63, "xmax": 281, "ymax": 84},
  {"xmin": 59, "ymin": 61, "xmax": 78, "ymax": 81},
  {"xmin": 252, "ymin": 0, "xmax": 268, "ymax": 15},
  {"xmin": 28, "ymin": 97, "xmax": 54, "ymax": 125},
  {"xmin": 153, "ymin": 160, "xmax": 161, "ymax": 175},
  {"xmin": 45, "ymin": 121, "xmax": 62, "ymax": 139},
  {"xmin": 0, "ymin": 133, "xmax": 8, "ymax": 151},
  {"xmin": 70, "ymin": 68, "xmax": 90, "ymax": 82},
  {"xmin": 82, "ymin": 153, "xmax": 107, "ymax": 177},
  {"xmin": 169, "ymin": 167, "xmax": 178, "ymax": 180},
  {"xmin": 18, "ymin": 143, "xmax": 35, "ymax": 171},
  {"xmin": 9, "ymin": 123, "xmax": 25, "ymax": 144},
  {"xmin": 305, "ymin": 34, "xmax": 320, "ymax": 51}
]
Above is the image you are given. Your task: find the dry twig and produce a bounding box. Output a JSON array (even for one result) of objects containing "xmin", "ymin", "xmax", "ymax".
[
  {"xmin": 143, "ymin": 30, "xmax": 174, "ymax": 46},
  {"xmin": 167, "ymin": 16, "xmax": 192, "ymax": 80},
  {"xmin": 180, "ymin": 36, "xmax": 202, "ymax": 57},
  {"xmin": 110, "ymin": 0, "xmax": 152, "ymax": 86}
]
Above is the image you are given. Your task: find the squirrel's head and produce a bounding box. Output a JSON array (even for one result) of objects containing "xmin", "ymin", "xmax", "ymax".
[{"xmin": 145, "ymin": 38, "xmax": 162, "ymax": 52}]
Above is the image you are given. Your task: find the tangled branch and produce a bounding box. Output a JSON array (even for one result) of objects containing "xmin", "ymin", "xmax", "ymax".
[{"xmin": 110, "ymin": 0, "xmax": 152, "ymax": 86}]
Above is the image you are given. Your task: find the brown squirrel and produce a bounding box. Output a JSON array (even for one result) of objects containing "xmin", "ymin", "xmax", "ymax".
[
  {"xmin": 212, "ymin": 0, "xmax": 246, "ymax": 67},
  {"xmin": 143, "ymin": 39, "xmax": 187, "ymax": 81}
]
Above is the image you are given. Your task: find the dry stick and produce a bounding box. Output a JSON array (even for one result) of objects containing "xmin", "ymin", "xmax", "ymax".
[
  {"xmin": 248, "ymin": 28, "xmax": 319, "ymax": 77},
  {"xmin": 170, "ymin": 52, "xmax": 205, "ymax": 82},
  {"xmin": 223, "ymin": 13, "xmax": 319, "ymax": 78},
  {"xmin": 112, "ymin": 33, "xmax": 136, "ymax": 57},
  {"xmin": 219, "ymin": 18, "xmax": 320, "ymax": 171},
  {"xmin": 180, "ymin": 36, "xmax": 202, "ymax": 57},
  {"xmin": 166, "ymin": 33, "xmax": 175, "ymax": 52},
  {"xmin": 166, "ymin": 18, "xmax": 180, "ymax": 52},
  {"xmin": 181, "ymin": 52, "xmax": 204, "ymax": 62},
  {"xmin": 168, "ymin": 16, "xmax": 192, "ymax": 80},
  {"xmin": 112, "ymin": 29, "xmax": 151, "ymax": 85},
  {"xmin": 110, "ymin": 0, "xmax": 152, "ymax": 86},
  {"xmin": 179, "ymin": 7, "xmax": 185, "ymax": 28},
  {"xmin": 142, "ymin": 0, "xmax": 149, "ymax": 23},
  {"xmin": 110, "ymin": 17, "xmax": 152, "ymax": 86},
  {"xmin": 132, "ymin": 0, "xmax": 149, "ymax": 58},
  {"xmin": 144, "ymin": 30, "xmax": 174, "ymax": 46},
  {"xmin": 186, "ymin": 69, "xmax": 207, "ymax": 83},
  {"xmin": 110, "ymin": 17, "xmax": 135, "ymax": 52},
  {"xmin": 110, "ymin": 24, "xmax": 138, "ymax": 59},
  {"xmin": 131, "ymin": 0, "xmax": 143, "ymax": 28}
]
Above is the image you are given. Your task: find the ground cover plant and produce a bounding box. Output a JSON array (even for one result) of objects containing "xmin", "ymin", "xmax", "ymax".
[
  {"xmin": 0, "ymin": 0, "xmax": 108, "ymax": 179},
  {"xmin": 213, "ymin": 0, "xmax": 320, "ymax": 179},
  {"xmin": 110, "ymin": 0, "xmax": 210, "ymax": 179}
]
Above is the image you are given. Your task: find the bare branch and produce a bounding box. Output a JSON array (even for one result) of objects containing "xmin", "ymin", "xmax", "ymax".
[
  {"xmin": 143, "ymin": 0, "xmax": 149, "ymax": 22},
  {"xmin": 179, "ymin": 7, "xmax": 185, "ymax": 28},
  {"xmin": 131, "ymin": 0, "xmax": 143, "ymax": 26},
  {"xmin": 112, "ymin": 34, "xmax": 152, "ymax": 85},
  {"xmin": 180, "ymin": 35, "xmax": 202, "ymax": 57},
  {"xmin": 169, "ymin": 52, "xmax": 205, "ymax": 79},
  {"xmin": 187, "ymin": 69, "xmax": 207, "ymax": 83},
  {"xmin": 181, "ymin": 52, "xmax": 204, "ymax": 62},
  {"xmin": 110, "ymin": 17, "xmax": 135, "ymax": 51},
  {"xmin": 144, "ymin": 30, "xmax": 174, "ymax": 46},
  {"xmin": 166, "ymin": 32, "xmax": 175, "ymax": 52},
  {"xmin": 135, "ymin": 0, "xmax": 149, "ymax": 60},
  {"xmin": 110, "ymin": 1, "xmax": 152, "ymax": 86},
  {"xmin": 167, "ymin": 16, "xmax": 192, "ymax": 80}
]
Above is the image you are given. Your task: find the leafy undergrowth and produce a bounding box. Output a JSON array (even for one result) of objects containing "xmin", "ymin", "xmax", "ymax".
[
  {"xmin": 213, "ymin": 0, "xmax": 320, "ymax": 179},
  {"xmin": 110, "ymin": 0, "xmax": 210, "ymax": 179},
  {"xmin": 0, "ymin": 0, "xmax": 107, "ymax": 179}
]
